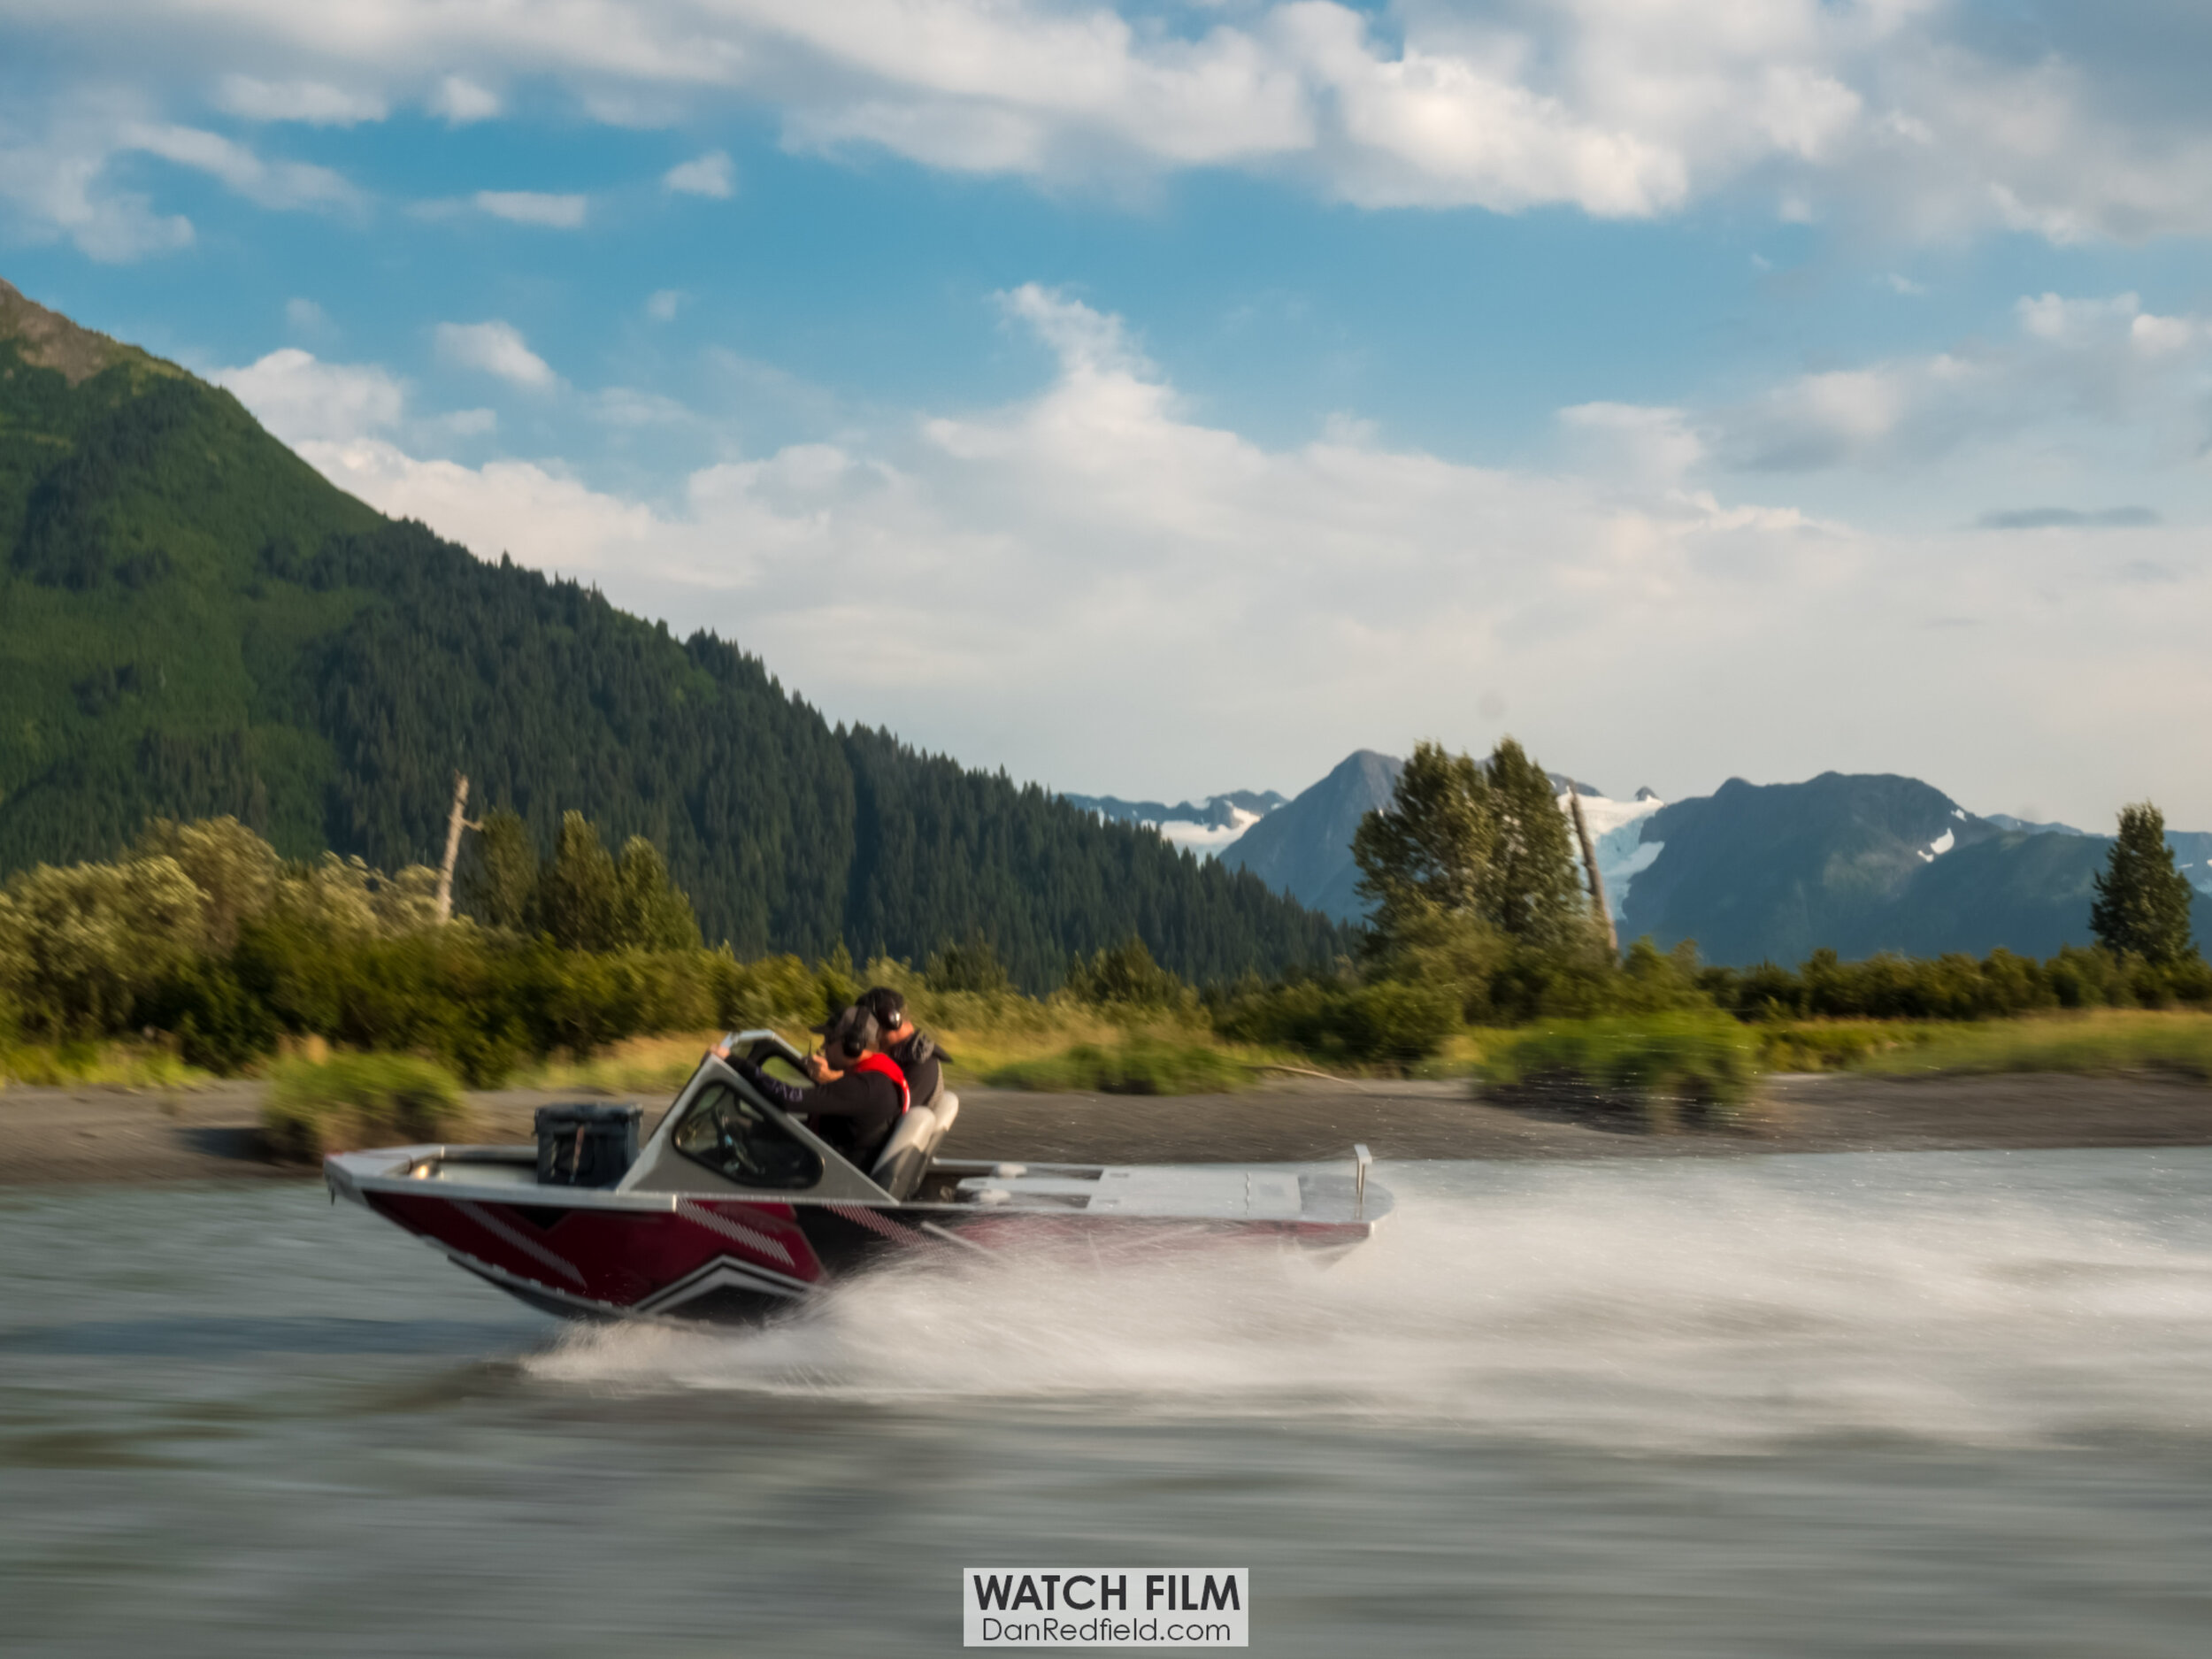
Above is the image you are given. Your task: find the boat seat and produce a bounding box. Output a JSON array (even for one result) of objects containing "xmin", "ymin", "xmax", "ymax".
[{"xmin": 868, "ymin": 1091, "xmax": 958, "ymax": 1201}]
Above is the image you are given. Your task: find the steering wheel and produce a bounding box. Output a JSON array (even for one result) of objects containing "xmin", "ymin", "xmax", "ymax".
[{"xmin": 717, "ymin": 1124, "xmax": 765, "ymax": 1179}]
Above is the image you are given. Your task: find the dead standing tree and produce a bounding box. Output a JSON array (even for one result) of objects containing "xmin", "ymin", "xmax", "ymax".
[
  {"xmin": 1566, "ymin": 782, "xmax": 1618, "ymax": 955},
  {"xmin": 433, "ymin": 772, "xmax": 480, "ymax": 925}
]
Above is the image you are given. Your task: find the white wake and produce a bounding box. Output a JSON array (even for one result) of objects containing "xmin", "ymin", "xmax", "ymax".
[{"xmin": 526, "ymin": 1152, "xmax": 2212, "ymax": 1450}]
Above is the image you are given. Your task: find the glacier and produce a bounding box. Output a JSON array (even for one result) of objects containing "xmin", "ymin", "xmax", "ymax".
[{"xmin": 1559, "ymin": 788, "xmax": 1665, "ymax": 921}]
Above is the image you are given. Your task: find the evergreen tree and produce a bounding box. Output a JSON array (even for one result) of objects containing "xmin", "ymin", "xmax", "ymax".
[
  {"xmin": 463, "ymin": 808, "xmax": 538, "ymax": 932},
  {"xmin": 926, "ymin": 933, "xmax": 1010, "ymax": 995},
  {"xmin": 540, "ymin": 812, "xmax": 620, "ymax": 952},
  {"xmin": 1352, "ymin": 736, "xmax": 1592, "ymax": 951},
  {"xmin": 1351, "ymin": 741, "xmax": 1495, "ymax": 943},
  {"xmin": 616, "ymin": 835, "xmax": 703, "ymax": 950},
  {"xmin": 1066, "ymin": 935, "xmax": 1187, "ymax": 1008},
  {"xmin": 2091, "ymin": 802, "xmax": 2197, "ymax": 964},
  {"xmin": 1482, "ymin": 737, "xmax": 1591, "ymax": 949}
]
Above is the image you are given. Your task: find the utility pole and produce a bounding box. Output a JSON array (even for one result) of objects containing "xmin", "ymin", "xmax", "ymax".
[
  {"xmin": 433, "ymin": 772, "xmax": 478, "ymax": 925},
  {"xmin": 1567, "ymin": 782, "xmax": 1617, "ymax": 955}
]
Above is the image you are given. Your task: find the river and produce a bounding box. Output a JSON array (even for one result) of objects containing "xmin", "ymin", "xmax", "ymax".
[{"xmin": 5, "ymin": 1149, "xmax": 2211, "ymax": 1655}]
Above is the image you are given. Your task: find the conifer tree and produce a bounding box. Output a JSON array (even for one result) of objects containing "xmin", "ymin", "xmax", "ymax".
[
  {"xmin": 1482, "ymin": 738, "xmax": 1590, "ymax": 949},
  {"xmin": 1351, "ymin": 741, "xmax": 1495, "ymax": 941},
  {"xmin": 616, "ymin": 836, "xmax": 703, "ymax": 950},
  {"xmin": 2090, "ymin": 802, "xmax": 2197, "ymax": 964},
  {"xmin": 541, "ymin": 811, "xmax": 620, "ymax": 952},
  {"xmin": 463, "ymin": 809, "xmax": 538, "ymax": 932}
]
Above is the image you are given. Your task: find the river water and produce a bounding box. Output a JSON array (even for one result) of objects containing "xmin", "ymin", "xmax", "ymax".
[{"xmin": 4, "ymin": 1149, "xmax": 2211, "ymax": 1655}]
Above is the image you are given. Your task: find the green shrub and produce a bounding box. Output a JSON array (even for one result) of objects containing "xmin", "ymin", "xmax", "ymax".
[
  {"xmin": 136, "ymin": 957, "xmax": 280, "ymax": 1072},
  {"xmin": 1065, "ymin": 937, "xmax": 1193, "ymax": 1012},
  {"xmin": 1850, "ymin": 1010, "xmax": 2212, "ymax": 1081},
  {"xmin": 263, "ymin": 1053, "xmax": 467, "ymax": 1160},
  {"xmin": 1699, "ymin": 944, "xmax": 2212, "ymax": 1022},
  {"xmin": 1479, "ymin": 1011, "xmax": 1761, "ymax": 1122},
  {"xmin": 987, "ymin": 1036, "xmax": 1250, "ymax": 1094},
  {"xmin": 1213, "ymin": 977, "xmax": 1456, "ymax": 1066},
  {"xmin": 1752, "ymin": 1020, "xmax": 1942, "ymax": 1072}
]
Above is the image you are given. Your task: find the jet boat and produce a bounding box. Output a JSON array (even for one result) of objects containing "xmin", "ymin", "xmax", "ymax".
[{"xmin": 326, "ymin": 1030, "xmax": 1392, "ymax": 1323}]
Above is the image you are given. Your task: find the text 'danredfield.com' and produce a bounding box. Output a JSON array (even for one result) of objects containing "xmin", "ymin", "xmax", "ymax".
[{"xmin": 963, "ymin": 1568, "xmax": 1249, "ymax": 1647}]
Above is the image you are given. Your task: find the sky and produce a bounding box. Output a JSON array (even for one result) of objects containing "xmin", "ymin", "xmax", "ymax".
[{"xmin": 3, "ymin": 0, "xmax": 2210, "ymax": 829}]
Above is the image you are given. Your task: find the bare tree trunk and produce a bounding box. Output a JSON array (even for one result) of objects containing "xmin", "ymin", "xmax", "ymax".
[
  {"xmin": 1567, "ymin": 783, "xmax": 1618, "ymax": 955},
  {"xmin": 434, "ymin": 772, "xmax": 471, "ymax": 925}
]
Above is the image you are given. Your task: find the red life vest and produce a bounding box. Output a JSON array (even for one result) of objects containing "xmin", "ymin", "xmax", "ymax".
[{"xmin": 850, "ymin": 1052, "xmax": 911, "ymax": 1113}]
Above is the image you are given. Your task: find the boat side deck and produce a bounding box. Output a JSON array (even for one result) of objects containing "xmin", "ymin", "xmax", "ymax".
[{"xmin": 327, "ymin": 1147, "xmax": 1390, "ymax": 1226}]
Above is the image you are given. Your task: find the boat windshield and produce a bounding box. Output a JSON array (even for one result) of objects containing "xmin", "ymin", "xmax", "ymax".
[{"xmin": 672, "ymin": 1082, "xmax": 825, "ymax": 1191}]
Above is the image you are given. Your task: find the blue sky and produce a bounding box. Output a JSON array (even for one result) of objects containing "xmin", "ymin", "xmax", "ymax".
[{"xmin": 4, "ymin": 1, "xmax": 2211, "ymax": 827}]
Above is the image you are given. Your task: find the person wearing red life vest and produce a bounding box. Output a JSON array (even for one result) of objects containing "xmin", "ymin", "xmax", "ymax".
[{"xmin": 717, "ymin": 1005, "xmax": 908, "ymax": 1169}]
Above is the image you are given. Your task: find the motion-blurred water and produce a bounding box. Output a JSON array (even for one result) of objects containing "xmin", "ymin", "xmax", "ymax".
[{"xmin": 4, "ymin": 1150, "xmax": 2211, "ymax": 1656}]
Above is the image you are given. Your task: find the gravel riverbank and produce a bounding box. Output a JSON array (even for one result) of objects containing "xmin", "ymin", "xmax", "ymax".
[{"xmin": 4, "ymin": 1070, "xmax": 2211, "ymax": 1184}]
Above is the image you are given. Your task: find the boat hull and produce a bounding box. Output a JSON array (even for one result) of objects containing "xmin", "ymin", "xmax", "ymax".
[{"xmin": 329, "ymin": 1147, "xmax": 1383, "ymax": 1324}]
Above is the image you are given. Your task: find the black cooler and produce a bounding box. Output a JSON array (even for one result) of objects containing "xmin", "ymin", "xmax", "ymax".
[{"xmin": 534, "ymin": 1102, "xmax": 642, "ymax": 1187}]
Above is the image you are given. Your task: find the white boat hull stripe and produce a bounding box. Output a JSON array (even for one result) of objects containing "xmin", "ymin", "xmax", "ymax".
[
  {"xmin": 454, "ymin": 1200, "xmax": 587, "ymax": 1286},
  {"xmin": 674, "ymin": 1200, "xmax": 797, "ymax": 1267},
  {"xmin": 829, "ymin": 1202, "xmax": 930, "ymax": 1246}
]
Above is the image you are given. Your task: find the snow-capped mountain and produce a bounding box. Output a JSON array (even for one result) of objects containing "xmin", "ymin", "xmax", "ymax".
[{"xmin": 1087, "ymin": 751, "xmax": 2212, "ymax": 963}]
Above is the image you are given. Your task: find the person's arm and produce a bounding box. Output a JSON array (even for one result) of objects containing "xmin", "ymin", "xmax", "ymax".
[
  {"xmin": 728, "ymin": 1056, "xmax": 888, "ymax": 1120},
  {"xmin": 727, "ymin": 1054, "xmax": 809, "ymax": 1110}
]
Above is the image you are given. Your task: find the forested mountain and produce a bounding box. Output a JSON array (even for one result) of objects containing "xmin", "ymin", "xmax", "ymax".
[{"xmin": 0, "ymin": 278, "xmax": 1348, "ymax": 987}]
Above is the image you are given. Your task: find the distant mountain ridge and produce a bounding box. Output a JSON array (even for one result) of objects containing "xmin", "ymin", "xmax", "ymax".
[
  {"xmin": 1063, "ymin": 788, "xmax": 1286, "ymax": 830},
  {"xmin": 1164, "ymin": 744, "xmax": 2212, "ymax": 964},
  {"xmin": 1062, "ymin": 787, "xmax": 1287, "ymax": 857}
]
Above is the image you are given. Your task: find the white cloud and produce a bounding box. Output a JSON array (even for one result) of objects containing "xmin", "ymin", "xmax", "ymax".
[
  {"xmin": 1694, "ymin": 291, "xmax": 2212, "ymax": 472},
  {"xmin": 1559, "ymin": 403, "xmax": 1705, "ymax": 490},
  {"xmin": 663, "ymin": 150, "xmax": 735, "ymax": 197},
  {"xmin": 595, "ymin": 387, "xmax": 695, "ymax": 427},
  {"xmin": 0, "ymin": 96, "xmax": 358, "ymax": 257},
  {"xmin": 431, "ymin": 75, "xmax": 501, "ymax": 124},
  {"xmin": 0, "ymin": 136, "xmax": 194, "ymax": 260},
  {"xmin": 473, "ymin": 189, "xmax": 587, "ymax": 227},
  {"xmin": 121, "ymin": 122, "xmax": 357, "ymax": 211},
  {"xmin": 16, "ymin": 0, "xmax": 2212, "ymax": 238},
  {"xmin": 434, "ymin": 319, "xmax": 557, "ymax": 388},
  {"xmin": 213, "ymin": 348, "xmax": 403, "ymax": 443},
  {"xmin": 217, "ymin": 74, "xmax": 386, "ymax": 125},
  {"xmin": 277, "ymin": 286, "xmax": 2212, "ymax": 825},
  {"xmin": 645, "ymin": 288, "xmax": 685, "ymax": 322},
  {"xmin": 285, "ymin": 296, "xmax": 328, "ymax": 334},
  {"xmin": 430, "ymin": 407, "xmax": 498, "ymax": 439}
]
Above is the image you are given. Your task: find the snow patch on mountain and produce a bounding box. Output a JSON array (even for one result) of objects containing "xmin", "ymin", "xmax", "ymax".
[
  {"xmin": 1917, "ymin": 827, "xmax": 1956, "ymax": 863},
  {"xmin": 1064, "ymin": 789, "xmax": 1285, "ymax": 862},
  {"xmin": 1155, "ymin": 807, "xmax": 1263, "ymax": 859}
]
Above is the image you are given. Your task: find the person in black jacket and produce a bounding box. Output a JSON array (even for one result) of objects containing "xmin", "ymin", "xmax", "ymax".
[
  {"xmin": 713, "ymin": 1009, "xmax": 908, "ymax": 1169},
  {"xmin": 856, "ymin": 985, "xmax": 945, "ymax": 1109}
]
